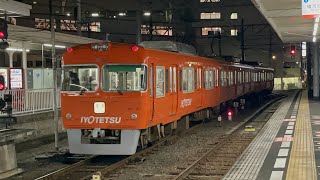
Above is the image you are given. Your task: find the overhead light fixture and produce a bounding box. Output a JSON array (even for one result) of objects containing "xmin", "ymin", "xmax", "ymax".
[
  {"xmin": 33, "ymin": 1, "xmax": 37, "ymax": 4},
  {"xmin": 66, "ymin": 12, "xmax": 71, "ymax": 16},
  {"xmin": 91, "ymin": 13, "xmax": 99, "ymax": 17},
  {"xmin": 43, "ymin": 44, "xmax": 66, "ymax": 49},
  {"xmin": 119, "ymin": 12, "xmax": 126, "ymax": 16},
  {"xmin": 272, "ymin": 55, "xmax": 276, "ymax": 60},
  {"xmin": 144, "ymin": 12, "xmax": 151, "ymax": 16},
  {"xmin": 6, "ymin": 48, "xmax": 30, "ymax": 52}
]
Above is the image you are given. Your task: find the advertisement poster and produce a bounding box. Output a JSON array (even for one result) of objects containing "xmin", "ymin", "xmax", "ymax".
[
  {"xmin": 0, "ymin": 69, "xmax": 8, "ymax": 88},
  {"xmin": 10, "ymin": 69, "xmax": 23, "ymax": 89}
]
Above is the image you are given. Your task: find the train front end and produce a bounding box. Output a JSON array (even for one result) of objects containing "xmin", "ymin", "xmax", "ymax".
[{"xmin": 61, "ymin": 43, "xmax": 150, "ymax": 155}]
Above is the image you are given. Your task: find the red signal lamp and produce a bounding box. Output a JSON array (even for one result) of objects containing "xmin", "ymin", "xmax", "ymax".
[
  {"xmin": 0, "ymin": 83, "xmax": 4, "ymax": 90},
  {"xmin": 228, "ymin": 111, "xmax": 232, "ymax": 116},
  {"xmin": 0, "ymin": 32, "xmax": 4, "ymax": 39},
  {"xmin": 290, "ymin": 45, "xmax": 297, "ymax": 56},
  {"xmin": 0, "ymin": 75, "xmax": 5, "ymax": 91}
]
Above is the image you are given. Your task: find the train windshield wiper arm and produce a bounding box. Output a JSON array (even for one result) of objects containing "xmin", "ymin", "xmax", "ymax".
[{"xmin": 116, "ymin": 87, "xmax": 123, "ymax": 95}]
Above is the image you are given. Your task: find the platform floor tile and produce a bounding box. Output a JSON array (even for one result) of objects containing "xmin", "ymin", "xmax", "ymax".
[
  {"xmin": 286, "ymin": 91, "xmax": 317, "ymax": 180},
  {"xmin": 223, "ymin": 92, "xmax": 296, "ymax": 180}
]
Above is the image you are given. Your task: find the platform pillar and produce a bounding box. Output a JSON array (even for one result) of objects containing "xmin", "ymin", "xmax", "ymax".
[
  {"xmin": 313, "ymin": 43, "xmax": 319, "ymax": 98},
  {"xmin": 0, "ymin": 141, "xmax": 22, "ymax": 179},
  {"xmin": 7, "ymin": 51, "xmax": 14, "ymax": 68}
]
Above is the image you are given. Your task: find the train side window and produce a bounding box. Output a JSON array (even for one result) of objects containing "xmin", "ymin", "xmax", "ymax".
[
  {"xmin": 156, "ymin": 66, "xmax": 165, "ymax": 97},
  {"xmin": 182, "ymin": 67, "xmax": 195, "ymax": 93},
  {"xmin": 221, "ymin": 70, "xmax": 224, "ymax": 87},
  {"xmin": 150, "ymin": 66, "xmax": 153, "ymax": 97},
  {"xmin": 237, "ymin": 71, "xmax": 241, "ymax": 84},
  {"xmin": 229, "ymin": 71, "xmax": 234, "ymax": 85},
  {"xmin": 221, "ymin": 70, "xmax": 227, "ymax": 87},
  {"xmin": 195, "ymin": 68, "xmax": 197, "ymax": 90},
  {"xmin": 205, "ymin": 69, "xmax": 213, "ymax": 89},
  {"xmin": 215, "ymin": 69, "xmax": 218, "ymax": 87},
  {"xmin": 179, "ymin": 70, "xmax": 182, "ymax": 91},
  {"xmin": 169, "ymin": 67, "xmax": 173, "ymax": 92},
  {"xmin": 173, "ymin": 67, "xmax": 177, "ymax": 92},
  {"xmin": 166, "ymin": 69, "xmax": 169, "ymax": 93},
  {"xmin": 199, "ymin": 68, "xmax": 202, "ymax": 89}
]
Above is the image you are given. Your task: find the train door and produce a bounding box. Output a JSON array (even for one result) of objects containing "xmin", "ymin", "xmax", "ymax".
[
  {"xmin": 150, "ymin": 64, "xmax": 155, "ymax": 119},
  {"xmin": 169, "ymin": 65, "xmax": 178, "ymax": 115}
]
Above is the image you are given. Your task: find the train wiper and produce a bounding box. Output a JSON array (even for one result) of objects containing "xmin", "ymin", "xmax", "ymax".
[
  {"xmin": 117, "ymin": 87, "xmax": 123, "ymax": 95},
  {"xmin": 79, "ymin": 77, "xmax": 92, "ymax": 95}
]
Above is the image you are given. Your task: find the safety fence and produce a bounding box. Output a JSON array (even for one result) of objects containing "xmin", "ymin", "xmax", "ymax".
[{"xmin": 0, "ymin": 88, "xmax": 61, "ymax": 115}]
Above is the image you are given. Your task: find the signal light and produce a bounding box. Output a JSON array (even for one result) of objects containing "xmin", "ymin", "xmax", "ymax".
[
  {"xmin": 0, "ymin": 19, "xmax": 8, "ymax": 40},
  {"xmin": 0, "ymin": 75, "xmax": 5, "ymax": 91},
  {"xmin": 228, "ymin": 111, "xmax": 232, "ymax": 116},
  {"xmin": 290, "ymin": 45, "xmax": 297, "ymax": 56}
]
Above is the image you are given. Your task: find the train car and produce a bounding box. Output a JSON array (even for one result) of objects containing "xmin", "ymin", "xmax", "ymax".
[{"xmin": 61, "ymin": 41, "xmax": 274, "ymax": 155}]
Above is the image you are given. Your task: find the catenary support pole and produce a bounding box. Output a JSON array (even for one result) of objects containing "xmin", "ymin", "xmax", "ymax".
[
  {"xmin": 313, "ymin": 42, "xmax": 319, "ymax": 98},
  {"xmin": 50, "ymin": 0, "xmax": 59, "ymax": 151},
  {"xmin": 77, "ymin": 0, "xmax": 82, "ymax": 36}
]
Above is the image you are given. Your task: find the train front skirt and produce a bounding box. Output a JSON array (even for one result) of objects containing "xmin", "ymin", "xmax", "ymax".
[{"xmin": 67, "ymin": 129, "xmax": 140, "ymax": 155}]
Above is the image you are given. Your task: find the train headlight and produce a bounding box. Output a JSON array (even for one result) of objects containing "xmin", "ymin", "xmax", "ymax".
[
  {"xmin": 131, "ymin": 114, "xmax": 138, "ymax": 120},
  {"xmin": 66, "ymin": 113, "xmax": 72, "ymax": 119}
]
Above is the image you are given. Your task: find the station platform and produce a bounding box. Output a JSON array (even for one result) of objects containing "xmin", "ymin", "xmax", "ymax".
[{"xmin": 223, "ymin": 90, "xmax": 319, "ymax": 180}]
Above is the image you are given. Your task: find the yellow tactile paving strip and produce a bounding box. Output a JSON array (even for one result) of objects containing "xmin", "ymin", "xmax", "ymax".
[{"xmin": 286, "ymin": 91, "xmax": 317, "ymax": 180}]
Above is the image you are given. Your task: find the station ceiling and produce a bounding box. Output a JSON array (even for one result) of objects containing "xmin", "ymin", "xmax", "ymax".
[
  {"xmin": 252, "ymin": 0, "xmax": 315, "ymax": 43},
  {"xmin": 0, "ymin": 0, "xmax": 31, "ymax": 17}
]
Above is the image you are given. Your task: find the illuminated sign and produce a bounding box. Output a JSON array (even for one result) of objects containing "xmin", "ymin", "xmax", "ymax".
[
  {"xmin": 10, "ymin": 69, "xmax": 23, "ymax": 89},
  {"xmin": 302, "ymin": 0, "xmax": 320, "ymax": 18}
]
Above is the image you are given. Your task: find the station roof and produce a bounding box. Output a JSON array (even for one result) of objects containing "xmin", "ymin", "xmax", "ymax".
[
  {"xmin": 252, "ymin": 0, "xmax": 315, "ymax": 43},
  {"xmin": 0, "ymin": 0, "xmax": 32, "ymax": 17},
  {"xmin": 8, "ymin": 25, "xmax": 101, "ymax": 50}
]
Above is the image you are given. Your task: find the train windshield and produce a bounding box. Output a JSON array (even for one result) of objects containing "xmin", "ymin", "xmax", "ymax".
[
  {"xmin": 62, "ymin": 65, "xmax": 99, "ymax": 92},
  {"xmin": 103, "ymin": 65, "xmax": 147, "ymax": 92}
]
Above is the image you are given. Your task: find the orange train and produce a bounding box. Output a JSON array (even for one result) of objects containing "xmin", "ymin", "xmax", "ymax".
[{"xmin": 61, "ymin": 41, "xmax": 274, "ymax": 155}]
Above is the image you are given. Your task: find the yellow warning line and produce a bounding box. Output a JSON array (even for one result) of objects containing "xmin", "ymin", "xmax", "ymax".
[{"xmin": 286, "ymin": 91, "xmax": 317, "ymax": 180}]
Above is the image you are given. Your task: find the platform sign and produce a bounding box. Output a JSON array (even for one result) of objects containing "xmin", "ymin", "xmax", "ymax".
[
  {"xmin": 302, "ymin": 0, "xmax": 320, "ymax": 18},
  {"xmin": 10, "ymin": 69, "xmax": 23, "ymax": 89}
]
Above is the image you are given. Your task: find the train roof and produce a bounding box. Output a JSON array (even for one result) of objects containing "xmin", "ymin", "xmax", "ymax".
[
  {"xmin": 67, "ymin": 41, "xmax": 274, "ymax": 71},
  {"xmin": 139, "ymin": 41, "xmax": 197, "ymax": 56}
]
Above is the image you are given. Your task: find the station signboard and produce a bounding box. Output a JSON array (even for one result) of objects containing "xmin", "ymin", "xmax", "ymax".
[
  {"xmin": 302, "ymin": 0, "xmax": 320, "ymax": 18},
  {"xmin": 10, "ymin": 69, "xmax": 23, "ymax": 89}
]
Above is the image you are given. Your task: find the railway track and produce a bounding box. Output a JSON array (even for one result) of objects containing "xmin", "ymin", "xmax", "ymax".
[
  {"xmin": 172, "ymin": 93, "xmax": 287, "ymax": 180},
  {"xmin": 35, "ymin": 121, "xmax": 204, "ymax": 180},
  {"xmin": 35, "ymin": 93, "xmax": 287, "ymax": 180}
]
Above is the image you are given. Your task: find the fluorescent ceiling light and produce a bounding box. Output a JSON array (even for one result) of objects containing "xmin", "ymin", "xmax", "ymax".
[
  {"xmin": 6, "ymin": 48, "xmax": 30, "ymax": 52},
  {"xmin": 144, "ymin": 12, "xmax": 151, "ymax": 16},
  {"xmin": 43, "ymin": 44, "xmax": 66, "ymax": 48},
  {"xmin": 119, "ymin": 12, "xmax": 126, "ymax": 16},
  {"xmin": 91, "ymin": 13, "xmax": 99, "ymax": 17}
]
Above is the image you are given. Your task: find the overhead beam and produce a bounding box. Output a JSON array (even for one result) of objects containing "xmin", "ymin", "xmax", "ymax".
[
  {"xmin": 265, "ymin": 8, "xmax": 301, "ymax": 18},
  {"xmin": 0, "ymin": 0, "xmax": 32, "ymax": 17}
]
